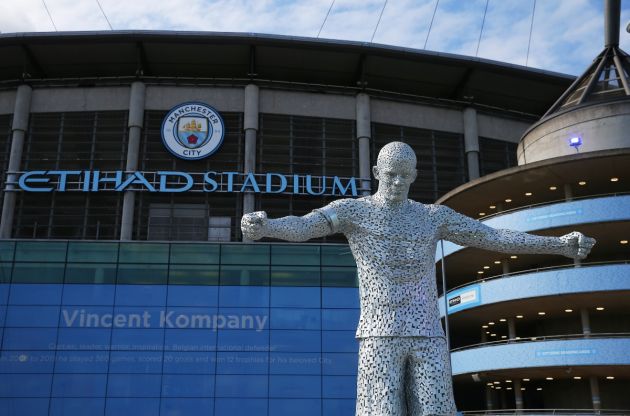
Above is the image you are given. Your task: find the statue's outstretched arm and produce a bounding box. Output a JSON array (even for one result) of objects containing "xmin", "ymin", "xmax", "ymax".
[
  {"xmin": 439, "ymin": 206, "xmax": 596, "ymax": 259},
  {"xmin": 241, "ymin": 210, "xmax": 334, "ymax": 242}
]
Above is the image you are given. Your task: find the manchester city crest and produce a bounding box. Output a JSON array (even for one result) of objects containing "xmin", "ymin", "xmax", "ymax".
[{"xmin": 161, "ymin": 102, "xmax": 225, "ymax": 160}]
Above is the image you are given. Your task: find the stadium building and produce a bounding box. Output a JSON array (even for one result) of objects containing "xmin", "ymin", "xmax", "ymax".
[{"xmin": 0, "ymin": 3, "xmax": 627, "ymax": 415}]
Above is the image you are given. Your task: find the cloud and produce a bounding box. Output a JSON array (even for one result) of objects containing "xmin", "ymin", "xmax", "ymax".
[{"xmin": 0, "ymin": 0, "xmax": 629, "ymax": 76}]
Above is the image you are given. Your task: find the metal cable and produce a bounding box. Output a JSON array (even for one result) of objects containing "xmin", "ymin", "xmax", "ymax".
[
  {"xmin": 424, "ymin": 0, "xmax": 440, "ymax": 49},
  {"xmin": 370, "ymin": 0, "xmax": 388, "ymax": 43},
  {"xmin": 526, "ymin": 0, "xmax": 537, "ymax": 66},
  {"xmin": 317, "ymin": 0, "xmax": 336, "ymax": 38},
  {"xmin": 96, "ymin": 0, "xmax": 114, "ymax": 30},
  {"xmin": 475, "ymin": 0, "xmax": 490, "ymax": 57},
  {"xmin": 41, "ymin": 0, "xmax": 58, "ymax": 31}
]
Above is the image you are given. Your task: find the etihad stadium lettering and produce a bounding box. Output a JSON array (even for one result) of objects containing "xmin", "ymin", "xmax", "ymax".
[{"xmin": 15, "ymin": 170, "xmax": 359, "ymax": 197}]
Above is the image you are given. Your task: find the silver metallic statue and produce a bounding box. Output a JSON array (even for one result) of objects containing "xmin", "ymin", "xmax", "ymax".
[{"xmin": 241, "ymin": 142, "xmax": 595, "ymax": 416}]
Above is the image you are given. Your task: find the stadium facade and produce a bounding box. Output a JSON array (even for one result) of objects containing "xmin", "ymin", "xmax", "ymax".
[{"xmin": 0, "ymin": 19, "xmax": 627, "ymax": 416}]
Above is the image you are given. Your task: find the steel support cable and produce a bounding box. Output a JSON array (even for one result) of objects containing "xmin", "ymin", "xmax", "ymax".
[
  {"xmin": 476, "ymin": 0, "xmax": 490, "ymax": 57},
  {"xmin": 525, "ymin": 0, "xmax": 537, "ymax": 66},
  {"xmin": 317, "ymin": 0, "xmax": 336, "ymax": 38},
  {"xmin": 96, "ymin": 0, "xmax": 114, "ymax": 30},
  {"xmin": 41, "ymin": 0, "xmax": 58, "ymax": 31},
  {"xmin": 370, "ymin": 0, "xmax": 388, "ymax": 42},
  {"xmin": 424, "ymin": 0, "xmax": 440, "ymax": 49}
]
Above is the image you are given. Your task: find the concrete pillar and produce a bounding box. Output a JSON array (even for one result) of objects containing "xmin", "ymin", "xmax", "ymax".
[
  {"xmin": 508, "ymin": 317, "xmax": 516, "ymax": 340},
  {"xmin": 580, "ymin": 308, "xmax": 591, "ymax": 337},
  {"xmin": 481, "ymin": 328, "xmax": 487, "ymax": 343},
  {"xmin": 463, "ymin": 107, "xmax": 480, "ymax": 181},
  {"xmin": 120, "ymin": 81, "xmax": 146, "ymax": 240},
  {"xmin": 590, "ymin": 376, "xmax": 601, "ymax": 410},
  {"xmin": 242, "ymin": 84, "xmax": 259, "ymax": 222},
  {"xmin": 356, "ymin": 93, "xmax": 371, "ymax": 195},
  {"xmin": 0, "ymin": 85, "xmax": 32, "ymax": 239},
  {"xmin": 502, "ymin": 259, "xmax": 510, "ymax": 276},
  {"xmin": 513, "ymin": 379, "xmax": 524, "ymax": 410}
]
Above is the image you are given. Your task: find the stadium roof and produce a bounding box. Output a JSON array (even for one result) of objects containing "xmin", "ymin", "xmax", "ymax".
[{"xmin": 0, "ymin": 31, "xmax": 574, "ymax": 116}]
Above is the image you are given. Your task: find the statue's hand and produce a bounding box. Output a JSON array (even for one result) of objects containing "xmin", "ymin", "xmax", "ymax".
[
  {"xmin": 560, "ymin": 231, "xmax": 596, "ymax": 259},
  {"xmin": 241, "ymin": 211, "xmax": 268, "ymax": 241}
]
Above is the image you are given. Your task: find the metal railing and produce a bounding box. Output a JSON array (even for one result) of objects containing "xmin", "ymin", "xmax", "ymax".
[
  {"xmin": 444, "ymin": 259, "xmax": 630, "ymax": 294},
  {"xmin": 450, "ymin": 332, "xmax": 630, "ymax": 353},
  {"xmin": 460, "ymin": 409, "xmax": 630, "ymax": 415}
]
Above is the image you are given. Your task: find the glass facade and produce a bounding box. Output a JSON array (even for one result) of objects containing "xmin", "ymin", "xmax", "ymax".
[{"xmin": 0, "ymin": 240, "xmax": 360, "ymax": 416}]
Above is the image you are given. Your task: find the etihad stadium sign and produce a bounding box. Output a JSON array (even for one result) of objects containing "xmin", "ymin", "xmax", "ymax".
[{"xmin": 14, "ymin": 170, "xmax": 359, "ymax": 197}]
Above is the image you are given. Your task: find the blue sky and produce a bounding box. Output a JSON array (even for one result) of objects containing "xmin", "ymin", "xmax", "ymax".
[{"xmin": 1, "ymin": 0, "xmax": 630, "ymax": 76}]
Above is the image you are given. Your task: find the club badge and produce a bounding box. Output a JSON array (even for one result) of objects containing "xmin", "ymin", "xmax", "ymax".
[{"xmin": 161, "ymin": 102, "xmax": 225, "ymax": 160}]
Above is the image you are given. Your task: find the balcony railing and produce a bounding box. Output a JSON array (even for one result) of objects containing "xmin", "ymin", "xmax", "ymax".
[
  {"xmin": 450, "ymin": 332, "xmax": 630, "ymax": 353},
  {"xmin": 460, "ymin": 409, "xmax": 630, "ymax": 416}
]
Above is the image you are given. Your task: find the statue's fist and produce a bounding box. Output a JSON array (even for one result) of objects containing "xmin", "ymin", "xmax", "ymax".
[
  {"xmin": 241, "ymin": 211, "xmax": 268, "ymax": 241},
  {"xmin": 560, "ymin": 231, "xmax": 596, "ymax": 260}
]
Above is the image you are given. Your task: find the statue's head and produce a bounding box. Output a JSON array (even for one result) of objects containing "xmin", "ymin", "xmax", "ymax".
[{"xmin": 372, "ymin": 141, "xmax": 417, "ymax": 203}]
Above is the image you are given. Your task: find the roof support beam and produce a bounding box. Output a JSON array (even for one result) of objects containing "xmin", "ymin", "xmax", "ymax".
[
  {"xmin": 135, "ymin": 42, "xmax": 150, "ymax": 76},
  {"xmin": 354, "ymin": 54, "xmax": 367, "ymax": 89},
  {"xmin": 248, "ymin": 45, "xmax": 257, "ymax": 78}
]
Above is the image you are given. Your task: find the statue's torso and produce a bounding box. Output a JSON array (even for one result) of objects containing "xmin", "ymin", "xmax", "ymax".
[{"xmin": 333, "ymin": 197, "xmax": 445, "ymax": 338}]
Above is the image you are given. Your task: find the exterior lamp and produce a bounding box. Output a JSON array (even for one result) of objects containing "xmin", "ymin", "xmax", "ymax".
[{"xmin": 569, "ymin": 136, "xmax": 582, "ymax": 151}]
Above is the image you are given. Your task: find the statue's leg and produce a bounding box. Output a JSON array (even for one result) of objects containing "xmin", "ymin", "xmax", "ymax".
[
  {"xmin": 356, "ymin": 337, "xmax": 407, "ymax": 416},
  {"xmin": 405, "ymin": 337, "xmax": 457, "ymax": 416}
]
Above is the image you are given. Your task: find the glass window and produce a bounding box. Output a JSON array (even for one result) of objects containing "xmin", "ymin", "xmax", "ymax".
[
  {"xmin": 322, "ymin": 330, "xmax": 358, "ymax": 353},
  {"xmin": 323, "ymin": 375, "xmax": 358, "ymax": 398},
  {"xmin": 163, "ymin": 352, "xmax": 216, "ymax": 374},
  {"xmin": 269, "ymin": 352, "xmax": 322, "ymax": 375},
  {"xmin": 105, "ymin": 398, "xmax": 160, "ymax": 416},
  {"xmin": 117, "ymin": 264, "xmax": 168, "ymax": 285},
  {"xmin": 169, "ymin": 243, "xmax": 220, "ymax": 264},
  {"xmin": 169, "ymin": 264, "xmax": 219, "ymax": 285},
  {"xmin": 0, "ymin": 263, "xmax": 11, "ymax": 283},
  {"xmin": 15, "ymin": 241, "xmax": 67, "ymax": 262},
  {"xmin": 270, "ymin": 308, "xmax": 321, "ymax": 330},
  {"xmin": 270, "ymin": 399, "xmax": 321, "ymax": 416},
  {"xmin": 52, "ymin": 373, "xmax": 107, "ymax": 397},
  {"xmin": 218, "ymin": 286, "xmax": 269, "ymax": 308},
  {"xmin": 215, "ymin": 374, "xmax": 267, "ymax": 398},
  {"xmin": 216, "ymin": 351, "xmax": 268, "ymax": 374},
  {"xmin": 67, "ymin": 242, "xmax": 119, "ymax": 263},
  {"xmin": 119, "ymin": 243, "xmax": 169, "ymax": 263},
  {"xmin": 160, "ymin": 399, "xmax": 213, "ymax": 416},
  {"xmin": 216, "ymin": 329, "xmax": 270, "ymax": 352},
  {"xmin": 322, "ymin": 245, "xmax": 355, "ymax": 266},
  {"xmin": 50, "ymin": 398, "xmax": 106, "ymax": 416},
  {"xmin": 54, "ymin": 351, "xmax": 109, "ymax": 373},
  {"xmin": 0, "ymin": 241, "xmax": 15, "ymax": 262},
  {"xmin": 65, "ymin": 263, "xmax": 116, "ymax": 284},
  {"xmin": 322, "ymin": 353, "xmax": 359, "ymax": 376},
  {"xmin": 220, "ymin": 265, "xmax": 269, "ymax": 286},
  {"xmin": 271, "ymin": 287, "xmax": 320, "ymax": 308},
  {"xmin": 322, "ymin": 267, "xmax": 358, "ymax": 287},
  {"xmin": 12, "ymin": 263, "xmax": 65, "ymax": 283},
  {"xmin": 269, "ymin": 375, "xmax": 321, "ymax": 398},
  {"xmin": 270, "ymin": 330, "xmax": 320, "ymax": 353},
  {"xmin": 162, "ymin": 374, "xmax": 214, "ymax": 397},
  {"xmin": 108, "ymin": 351, "xmax": 163, "ymax": 374},
  {"xmin": 221, "ymin": 245, "xmax": 270, "ymax": 265},
  {"xmin": 271, "ymin": 266, "xmax": 320, "ymax": 286},
  {"xmin": 271, "ymin": 245, "xmax": 320, "ymax": 266},
  {"xmin": 107, "ymin": 374, "xmax": 161, "ymax": 397}
]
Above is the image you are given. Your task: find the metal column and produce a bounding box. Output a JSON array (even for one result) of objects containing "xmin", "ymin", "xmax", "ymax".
[
  {"xmin": 243, "ymin": 84, "xmax": 259, "ymax": 219},
  {"xmin": 463, "ymin": 107, "xmax": 480, "ymax": 181},
  {"xmin": 0, "ymin": 85, "xmax": 32, "ymax": 239},
  {"xmin": 356, "ymin": 93, "xmax": 371, "ymax": 195},
  {"xmin": 120, "ymin": 81, "xmax": 146, "ymax": 240}
]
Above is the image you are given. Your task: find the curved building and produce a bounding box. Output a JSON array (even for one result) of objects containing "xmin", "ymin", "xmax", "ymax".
[
  {"xmin": 438, "ymin": 2, "xmax": 630, "ymax": 413},
  {"xmin": 0, "ymin": 26, "xmax": 619, "ymax": 416}
]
